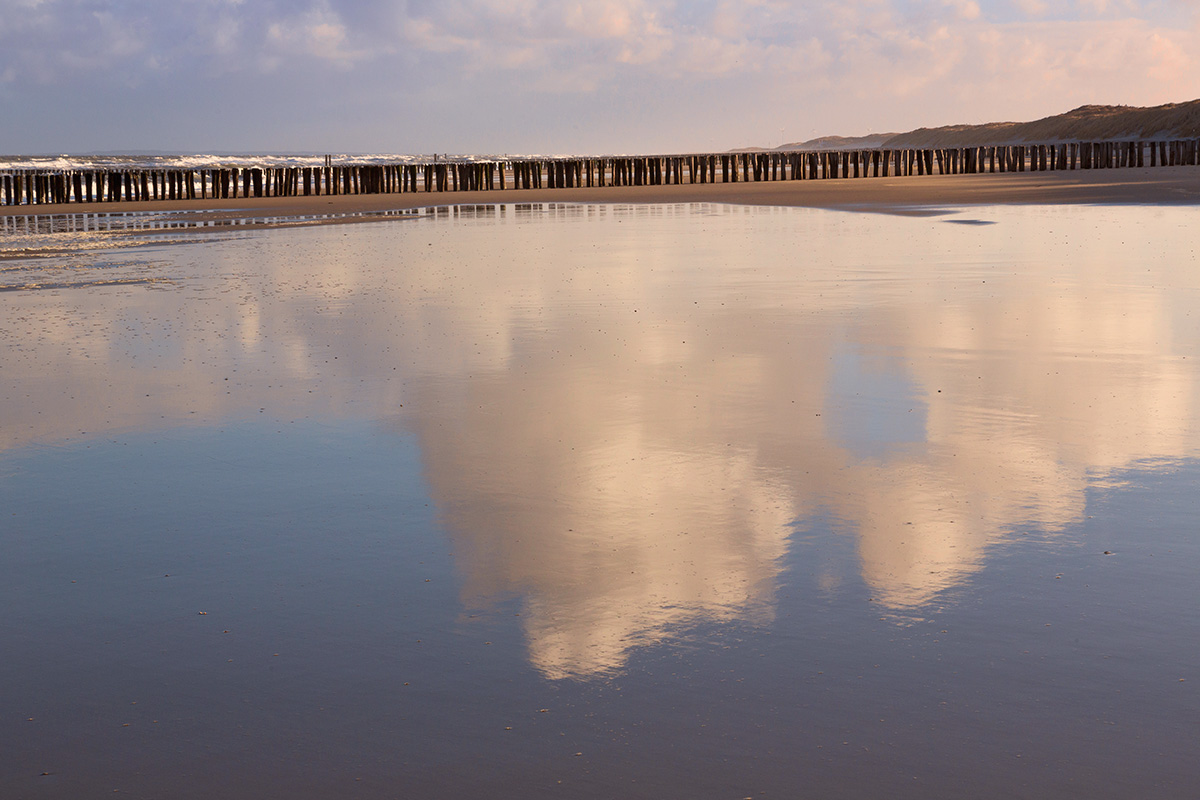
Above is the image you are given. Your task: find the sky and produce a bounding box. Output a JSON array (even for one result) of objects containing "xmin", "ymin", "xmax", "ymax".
[{"xmin": 2, "ymin": 0, "xmax": 1199, "ymax": 155}]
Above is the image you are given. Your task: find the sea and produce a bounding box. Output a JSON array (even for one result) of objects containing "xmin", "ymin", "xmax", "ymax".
[{"xmin": 0, "ymin": 153, "xmax": 555, "ymax": 172}]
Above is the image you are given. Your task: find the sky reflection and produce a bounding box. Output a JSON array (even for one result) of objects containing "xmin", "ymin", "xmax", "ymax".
[{"xmin": 3, "ymin": 202, "xmax": 1198, "ymax": 679}]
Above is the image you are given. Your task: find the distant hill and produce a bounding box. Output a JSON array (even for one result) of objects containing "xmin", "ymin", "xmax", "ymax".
[
  {"xmin": 769, "ymin": 99, "xmax": 1200, "ymax": 151},
  {"xmin": 776, "ymin": 133, "xmax": 899, "ymax": 151}
]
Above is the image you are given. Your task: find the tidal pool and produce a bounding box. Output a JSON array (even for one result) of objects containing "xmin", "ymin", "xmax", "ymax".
[{"xmin": 2, "ymin": 202, "xmax": 1199, "ymax": 799}]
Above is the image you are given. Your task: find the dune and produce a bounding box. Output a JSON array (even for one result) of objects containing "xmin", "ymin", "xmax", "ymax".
[{"xmin": 770, "ymin": 99, "xmax": 1200, "ymax": 152}]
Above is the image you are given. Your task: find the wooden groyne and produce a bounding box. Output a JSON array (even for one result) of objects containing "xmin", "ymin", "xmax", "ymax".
[{"xmin": 2, "ymin": 140, "xmax": 1198, "ymax": 206}]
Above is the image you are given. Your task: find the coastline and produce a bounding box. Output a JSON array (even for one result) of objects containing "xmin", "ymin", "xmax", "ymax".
[{"xmin": 3, "ymin": 166, "xmax": 1198, "ymax": 228}]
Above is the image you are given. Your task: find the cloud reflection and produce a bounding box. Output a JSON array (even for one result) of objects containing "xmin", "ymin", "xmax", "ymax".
[{"xmin": 2, "ymin": 203, "xmax": 1198, "ymax": 677}]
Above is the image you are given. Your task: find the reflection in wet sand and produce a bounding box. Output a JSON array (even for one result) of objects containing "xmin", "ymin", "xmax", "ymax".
[
  {"xmin": 419, "ymin": 368, "xmax": 798, "ymax": 678},
  {"xmin": 2, "ymin": 202, "xmax": 1198, "ymax": 677}
]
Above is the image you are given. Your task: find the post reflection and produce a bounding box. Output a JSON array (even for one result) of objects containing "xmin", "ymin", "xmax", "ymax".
[{"xmin": 2, "ymin": 203, "xmax": 1198, "ymax": 678}]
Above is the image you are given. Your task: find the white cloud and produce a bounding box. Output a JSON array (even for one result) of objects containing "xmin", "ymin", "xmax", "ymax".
[
  {"xmin": 1015, "ymin": 0, "xmax": 1050, "ymax": 15},
  {"xmin": 2, "ymin": 0, "xmax": 1199, "ymax": 151},
  {"xmin": 947, "ymin": 0, "xmax": 983, "ymax": 19},
  {"xmin": 264, "ymin": 3, "xmax": 364, "ymax": 69}
]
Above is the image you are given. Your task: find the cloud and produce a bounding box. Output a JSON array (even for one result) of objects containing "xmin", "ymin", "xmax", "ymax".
[
  {"xmin": 947, "ymin": 0, "xmax": 984, "ymax": 19},
  {"xmin": 2, "ymin": 0, "xmax": 1199, "ymax": 150},
  {"xmin": 0, "ymin": 0, "xmax": 378, "ymax": 82},
  {"xmin": 264, "ymin": 2, "xmax": 364, "ymax": 69},
  {"xmin": 3, "ymin": 0, "xmax": 1196, "ymax": 93}
]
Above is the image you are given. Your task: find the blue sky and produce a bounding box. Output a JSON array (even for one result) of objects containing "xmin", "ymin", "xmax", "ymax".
[{"xmin": 2, "ymin": 0, "xmax": 1198, "ymax": 155}]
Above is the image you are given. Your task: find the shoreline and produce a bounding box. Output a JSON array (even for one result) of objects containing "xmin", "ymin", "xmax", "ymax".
[{"xmin": 2, "ymin": 167, "xmax": 1198, "ymax": 227}]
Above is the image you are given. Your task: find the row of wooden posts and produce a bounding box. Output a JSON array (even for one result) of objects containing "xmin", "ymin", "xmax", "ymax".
[{"xmin": 2, "ymin": 140, "xmax": 1198, "ymax": 206}]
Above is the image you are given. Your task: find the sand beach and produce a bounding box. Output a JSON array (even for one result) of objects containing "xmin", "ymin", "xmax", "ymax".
[
  {"xmin": 7, "ymin": 0, "xmax": 1200, "ymax": 791},
  {"xmin": 4, "ymin": 165, "xmax": 1199, "ymax": 227},
  {"xmin": 3, "ymin": 159, "xmax": 1200, "ymax": 799}
]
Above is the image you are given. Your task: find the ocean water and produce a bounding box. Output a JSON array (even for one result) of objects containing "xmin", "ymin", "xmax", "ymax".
[
  {"xmin": 2, "ymin": 202, "xmax": 1199, "ymax": 798},
  {"xmin": 0, "ymin": 153, "xmax": 554, "ymax": 172}
]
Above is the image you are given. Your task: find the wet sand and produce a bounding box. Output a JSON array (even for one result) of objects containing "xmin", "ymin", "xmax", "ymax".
[
  {"xmin": 4, "ymin": 201, "xmax": 1200, "ymax": 799},
  {"xmin": 5, "ymin": 165, "xmax": 1199, "ymax": 227}
]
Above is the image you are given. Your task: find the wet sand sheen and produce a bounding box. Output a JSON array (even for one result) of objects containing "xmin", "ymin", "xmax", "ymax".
[{"xmin": 2, "ymin": 203, "xmax": 1199, "ymax": 798}]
